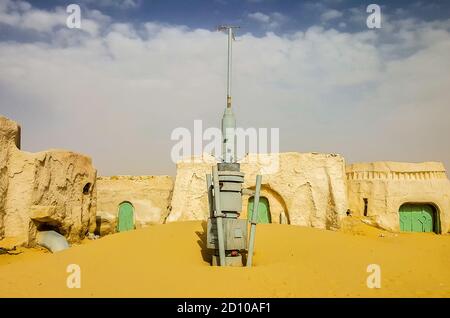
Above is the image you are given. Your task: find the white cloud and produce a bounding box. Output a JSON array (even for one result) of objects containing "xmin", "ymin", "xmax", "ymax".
[
  {"xmin": 1, "ymin": 3, "xmax": 450, "ymax": 175},
  {"xmin": 248, "ymin": 12, "xmax": 271, "ymax": 23},
  {"xmin": 0, "ymin": 0, "xmax": 30, "ymax": 12},
  {"xmin": 81, "ymin": 0, "xmax": 140, "ymax": 9},
  {"xmin": 20, "ymin": 7, "xmax": 65, "ymax": 32},
  {"xmin": 320, "ymin": 9, "xmax": 343, "ymax": 22},
  {"xmin": 0, "ymin": 4, "xmax": 65, "ymax": 32},
  {"xmin": 247, "ymin": 11, "xmax": 288, "ymax": 30},
  {"xmin": 0, "ymin": 0, "xmax": 109, "ymax": 35},
  {"xmin": 348, "ymin": 6, "xmax": 368, "ymax": 24}
]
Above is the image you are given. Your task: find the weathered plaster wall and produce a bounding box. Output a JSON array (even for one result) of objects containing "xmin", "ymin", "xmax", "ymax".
[
  {"xmin": 0, "ymin": 117, "xmax": 18, "ymax": 240},
  {"xmin": 167, "ymin": 152, "xmax": 348, "ymax": 230},
  {"xmin": 346, "ymin": 161, "xmax": 450, "ymax": 233},
  {"xmin": 0, "ymin": 116, "xmax": 97, "ymax": 247},
  {"xmin": 96, "ymin": 176, "xmax": 174, "ymax": 235}
]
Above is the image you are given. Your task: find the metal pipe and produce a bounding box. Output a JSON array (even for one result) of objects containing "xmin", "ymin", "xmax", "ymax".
[
  {"xmin": 206, "ymin": 174, "xmax": 213, "ymax": 218},
  {"xmin": 212, "ymin": 166, "xmax": 226, "ymax": 266},
  {"xmin": 227, "ymin": 27, "xmax": 232, "ymax": 108},
  {"xmin": 220, "ymin": 26, "xmax": 238, "ymax": 163},
  {"xmin": 221, "ymin": 107, "xmax": 236, "ymax": 163},
  {"xmin": 247, "ymin": 174, "xmax": 262, "ymax": 267}
]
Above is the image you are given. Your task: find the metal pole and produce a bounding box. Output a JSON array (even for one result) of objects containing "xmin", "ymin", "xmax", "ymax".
[
  {"xmin": 247, "ymin": 174, "xmax": 262, "ymax": 267},
  {"xmin": 206, "ymin": 174, "xmax": 213, "ymax": 218},
  {"xmin": 212, "ymin": 166, "xmax": 226, "ymax": 266},
  {"xmin": 227, "ymin": 27, "xmax": 232, "ymax": 108},
  {"xmin": 220, "ymin": 26, "xmax": 238, "ymax": 163}
]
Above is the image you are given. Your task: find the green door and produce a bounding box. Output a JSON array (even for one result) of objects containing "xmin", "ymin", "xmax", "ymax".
[
  {"xmin": 118, "ymin": 202, "xmax": 134, "ymax": 232},
  {"xmin": 399, "ymin": 204, "xmax": 434, "ymax": 233},
  {"xmin": 248, "ymin": 197, "xmax": 271, "ymax": 224}
]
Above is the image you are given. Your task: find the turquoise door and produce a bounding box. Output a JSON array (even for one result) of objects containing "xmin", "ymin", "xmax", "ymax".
[
  {"xmin": 248, "ymin": 197, "xmax": 271, "ymax": 224},
  {"xmin": 118, "ymin": 202, "xmax": 134, "ymax": 232},
  {"xmin": 399, "ymin": 204, "xmax": 434, "ymax": 233}
]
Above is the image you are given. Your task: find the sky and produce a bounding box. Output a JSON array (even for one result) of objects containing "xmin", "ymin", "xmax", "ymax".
[{"xmin": 0, "ymin": 0, "xmax": 449, "ymax": 176}]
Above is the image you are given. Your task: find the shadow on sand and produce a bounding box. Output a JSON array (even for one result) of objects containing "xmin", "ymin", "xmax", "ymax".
[
  {"xmin": 195, "ymin": 220, "xmax": 249, "ymax": 266},
  {"xmin": 196, "ymin": 221, "xmax": 212, "ymax": 264}
]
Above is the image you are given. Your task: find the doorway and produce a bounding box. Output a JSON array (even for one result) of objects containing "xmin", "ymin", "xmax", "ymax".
[
  {"xmin": 247, "ymin": 196, "xmax": 271, "ymax": 224},
  {"xmin": 399, "ymin": 203, "xmax": 439, "ymax": 233},
  {"xmin": 118, "ymin": 201, "xmax": 134, "ymax": 232}
]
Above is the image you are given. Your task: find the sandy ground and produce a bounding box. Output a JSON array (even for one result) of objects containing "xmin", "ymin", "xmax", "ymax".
[{"xmin": 0, "ymin": 218, "xmax": 449, "ymax": 297}]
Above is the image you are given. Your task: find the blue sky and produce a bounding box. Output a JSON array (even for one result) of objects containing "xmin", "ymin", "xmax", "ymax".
[
  {"xmin": 1, "ymin": 0, "xmax": 450, "ymax": 175},
  {"xmin": 26, "ymin": 0, "xmax": 450, "ymax": 34}
]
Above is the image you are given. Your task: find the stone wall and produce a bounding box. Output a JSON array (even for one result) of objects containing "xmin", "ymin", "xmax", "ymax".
[
  {"xmin": 167, "ymin": 152, "xmax": 348, "ymax": 230},
  {"xmin": 346, "ymin": 161, "xmax": 450, "ymax": 233},
  {"xmin": 96, "ymin": 176, "xmax": 174, "ymax": 235},
  {"xmin": 0, "ymin": 116, "xmax": 97, "ymax": 247},
  {"xmin": 0, "ymin": 117, "xmax": 18, "ymax": 240}
]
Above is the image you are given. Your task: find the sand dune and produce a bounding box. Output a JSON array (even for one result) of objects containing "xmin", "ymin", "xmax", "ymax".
[{"xmin": 0, "ymin": 219, "xmax": 449, "ymax": 297}]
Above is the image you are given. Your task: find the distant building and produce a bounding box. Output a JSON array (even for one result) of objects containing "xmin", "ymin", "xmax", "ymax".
[
  {"xmin": 1, "ymin": 115, "xmax": 449, "ymax": 249},
  {"xmin": 346, "ymin": 162, "xmax": 449, "ymax": 233}
]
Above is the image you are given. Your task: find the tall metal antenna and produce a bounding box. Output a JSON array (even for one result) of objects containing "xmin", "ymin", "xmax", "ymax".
[
  {"xmin": 206, "ymin": 25, "xmax": 263, "ymax": 268},
  {"xmin": 217, "ymin": 25, "xmax": 239, "ymax": 163},
  {"xmin": 217, "ymin": 25, "xmax": 239, "ymax": 109}
]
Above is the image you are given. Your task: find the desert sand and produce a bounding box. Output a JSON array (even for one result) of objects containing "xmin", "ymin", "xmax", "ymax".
[{"xmin": 0, "ymin": 218, "xmax": 449, "ymax": 298}]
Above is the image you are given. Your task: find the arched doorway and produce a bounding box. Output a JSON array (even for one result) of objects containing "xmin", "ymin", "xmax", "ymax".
[
  {"xmin": 399, "ymin": 203, "xmax": 439, "ymax": 233},
  {"xmin": 248, "ymin": 196, "xmax": 271, "ymax": 224},
  {"xmin": 118, "ymin": 201, "xmax": 134, "ymax": 232}
]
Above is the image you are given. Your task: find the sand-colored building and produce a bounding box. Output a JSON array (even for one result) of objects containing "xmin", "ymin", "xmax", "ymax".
[
  {"xmin": 0, "ymin": 116, "xmax": 97, "ymax": 248},
  {"xmin": 166, "ymin": 153, "xmax": 348, "ymax": 230},
  {"xmin": 1, "ymin": 115, "xmax": 450, "ymax": 250},
  {"xmin": 94, "ymin": 152, "xmax": 349, "ymax": 233},
  {"xmin": 346, "ymin": 161, "xmax": 450, "ymax": 233},
  {"xmin": 95, "ymin": 176, "xmax": 173, "ymax": 235},
  {"xmin": 69, "ymin": 155, "xmax": 450, "ymax": 236}
]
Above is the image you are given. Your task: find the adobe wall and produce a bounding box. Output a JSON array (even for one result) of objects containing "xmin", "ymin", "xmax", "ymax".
[
  {"xmin": 0, "ymin": 115, "xmax": 97, "ymax": 247},
  {"xmin": 96, "ymin": 176, "xmax": 174, "ymax": 235},
  {"xmin": 346, "ymin": 161, "xmax": 450, "ymax": 233},
  {"xmin": 167, "ymin": 152, "xmax": 348, "ymax": 230}
]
